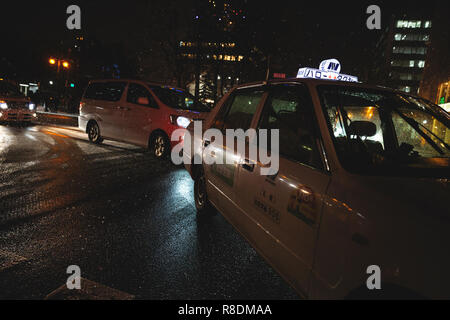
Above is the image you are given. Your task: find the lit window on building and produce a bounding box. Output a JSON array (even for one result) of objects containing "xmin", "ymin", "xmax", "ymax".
[
  {"xmin": 394, "ymin": 34, "xmax": 430, "ymax": 42},
  {"xmin": 424, "ymin": 21, "xmax": 432, "ymax": 28},
  {"xmin": 396, "ymin": 20, "xmax": 422, "ymax": 28},
  {"xmin": 392, "ymin": 60, "xmax": 426, "ymax": 68},
  {"xmin": 393, "ymin": 46, "xmax": 428, "ymax": 55}
]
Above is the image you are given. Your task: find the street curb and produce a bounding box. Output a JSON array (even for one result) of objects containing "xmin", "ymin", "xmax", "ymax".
[{"xmin": 36, "ymin": 112, "xmax": 79, "ymax": 127}]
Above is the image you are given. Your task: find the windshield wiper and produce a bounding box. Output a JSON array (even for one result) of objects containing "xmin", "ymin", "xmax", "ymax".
[{"xmin": 392, "ymin": 109, "xmax": 445, "ymax": 155}]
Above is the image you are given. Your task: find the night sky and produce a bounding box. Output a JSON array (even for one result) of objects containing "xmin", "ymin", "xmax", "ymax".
[{"xmin": 0, "ymin": 0, "xmax": 439, "ymax": 78}]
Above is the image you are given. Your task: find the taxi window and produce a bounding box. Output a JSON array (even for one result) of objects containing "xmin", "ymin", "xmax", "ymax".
[
  {"xmin": 318, "ymin": 86, "xmax": 450, "ymax": 176},
  {"xmin": 258, "ymin": 85, "xmax": 323, "ymax": 169},
  {"xmin": 127, "ymin": 83, "xmax": 157, "ymax": 108},
  {"xmin": 213, "ymin": 89, "xmax": 264, "ymax": 131}
]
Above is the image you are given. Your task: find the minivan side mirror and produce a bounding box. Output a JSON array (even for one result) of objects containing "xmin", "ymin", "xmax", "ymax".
[
  {"xmin": 348, "ymin": 121, "xmax": 377, "ymax": 137},
  {"xmin": 137, "ymin": 97, "xmax": 149, "ymax": 105}
]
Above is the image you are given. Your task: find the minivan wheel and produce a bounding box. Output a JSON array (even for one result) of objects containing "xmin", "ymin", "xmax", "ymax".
[
  {"xmin": 150, "ymin": 132, "xmax": 170, "ymax": 159},
  {"xmin": 88, "ymin": 121, "xmax": 103, "ymax": 144},
  {"xmin": 194, "ymin": 168, "xmax": 213, "ymax": 216}
]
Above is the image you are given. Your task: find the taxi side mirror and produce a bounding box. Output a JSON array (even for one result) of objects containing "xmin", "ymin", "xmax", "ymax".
[
  {"xmin": 348, "ymin": 121, "xmax": 377, "ymax": 137},
  {"xmin": 137, "ymin": 97, "xmax": 149, "ymax": 105}
]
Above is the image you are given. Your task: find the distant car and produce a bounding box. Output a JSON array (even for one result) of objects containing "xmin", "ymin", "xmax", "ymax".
[
  {"xmin": 0, "ymin": 80, "xmax": 37, "ymax": 123},
  {"xmin": 184, "ymin": 77, "xmax": 450, "ymax": 299},
  {"xmin": 79, "ymin": 79, "xmax": 210, "ymax": 158}
]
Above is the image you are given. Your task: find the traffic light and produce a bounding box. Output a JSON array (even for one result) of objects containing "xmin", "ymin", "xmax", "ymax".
[{"xmin": 70, "ymin": 83, "xmax": 75, "ymax": 88}]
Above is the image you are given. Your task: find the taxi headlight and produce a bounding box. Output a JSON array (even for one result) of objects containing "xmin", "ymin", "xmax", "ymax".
[
  {"xmin": 176, "ymin": 116, "xmax": 191, "ymax": 128},
  {"xmin": 0, "ymin": 102, "xmax": 8, "ymax": 110},
  {"xmin": 29, "ymin": 103, "xmax": 35, "ymax": 111}
]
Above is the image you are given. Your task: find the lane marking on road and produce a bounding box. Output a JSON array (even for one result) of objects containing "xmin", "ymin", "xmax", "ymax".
[
  {"xmin": 45, "ymin": 277, "xmax": 135, "ymax": 300},
  {"xmin": 0, "ymin": 250, "xmax": 28, "ymax": 272}
]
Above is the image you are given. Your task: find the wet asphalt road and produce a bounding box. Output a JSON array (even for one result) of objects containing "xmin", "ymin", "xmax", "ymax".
[{"xmin": 0, "ymin": 123, "xmax": 299, "ymax": 300}]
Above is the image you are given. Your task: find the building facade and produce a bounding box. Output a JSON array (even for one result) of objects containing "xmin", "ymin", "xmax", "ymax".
[{"xmin": 386, "ymin": 18, "xmax": 433, "ymax": 95}]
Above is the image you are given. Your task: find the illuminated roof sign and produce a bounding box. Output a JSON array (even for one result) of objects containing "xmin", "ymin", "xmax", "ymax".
[{"xmin": 297, "ymin": 59, "xmax": 359, "ymax": 82}]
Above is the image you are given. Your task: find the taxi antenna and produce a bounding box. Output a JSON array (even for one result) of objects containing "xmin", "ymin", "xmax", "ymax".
[{"xmin": 265, "ymin": 55, "xmax": 271, "ymax": 82}]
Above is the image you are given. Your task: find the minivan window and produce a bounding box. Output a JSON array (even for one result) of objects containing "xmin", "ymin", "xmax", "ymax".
[
  {"xmin": 150, "ymin": 86, "xmax": 209, "ymax": 112},
  {"xmin": 127, "ymin": 83, "xmax": 157, "ymax": 107},
  {"xmin": 213, "ymin": 89, "xmax": 264, "ymax": 131},
  {"xmin": 258, "ymin": 85, "xmax": 323, "ymax": 169},
  {"xmin": 84, "ymin": 82, "xmax": 126, "ymax": 102}
]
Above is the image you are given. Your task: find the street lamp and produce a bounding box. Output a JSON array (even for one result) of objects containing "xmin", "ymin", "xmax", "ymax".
[
  {"xmin": 49, "ymin": 58, "xmax": 70, "ymax": 70},
  {"xmin": 48, "ymin": 57, "xmax": 72, "ymax": 111}
]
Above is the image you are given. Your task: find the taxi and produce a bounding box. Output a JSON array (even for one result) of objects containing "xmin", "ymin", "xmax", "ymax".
[
  {"xmin": 0, "ymin": 79, "xmax": 37, "ymax": 123},
  {"xmin": 79, "ymin": 79, "xmax": 210, "ymax": 158},
  {"xmin": 183, "ymin": 60, "xmax": 450, "ymax": 299}
]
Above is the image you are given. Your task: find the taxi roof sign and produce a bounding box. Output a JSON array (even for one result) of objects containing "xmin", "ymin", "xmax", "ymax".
[{"xmin": 297, "ymin": 59, "xmax": 358, "ymax": 83}]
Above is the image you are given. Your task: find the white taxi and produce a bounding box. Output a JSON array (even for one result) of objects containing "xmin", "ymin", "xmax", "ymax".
[{"xmin": 183, "ymin": 63, "xmax": 450, "ymax": 299}]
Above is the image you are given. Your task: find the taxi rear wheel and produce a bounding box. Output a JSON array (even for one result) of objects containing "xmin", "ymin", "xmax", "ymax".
[
  {"xmin": 87, "ymin": 121, "xmax": 103, "ymax": 144},
  {"xmin": 194, "ymin": 168, "xmax": 213, "ymax": 215}
]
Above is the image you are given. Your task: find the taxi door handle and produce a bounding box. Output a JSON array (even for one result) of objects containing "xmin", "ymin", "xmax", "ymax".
[{"xmin": 241, "ymin": 159, "xmax": 254, "ymax": 172}]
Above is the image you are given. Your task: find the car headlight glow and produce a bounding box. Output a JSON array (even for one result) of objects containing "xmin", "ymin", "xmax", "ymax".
[
  {"xmin": 176, "ymin": 116, "xmax": 191, "ymax": 128},
  {"xmin": 29, "ymin": 103, "xmax": 35, "ymax": 111},
  {"xmin": 0, "ymin": 101, "xmax": 8, "ymax": 110}
]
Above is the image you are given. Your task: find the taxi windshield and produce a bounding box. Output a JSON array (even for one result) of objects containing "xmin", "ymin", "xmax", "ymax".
[
  {"xmin": 318, "ymin": 85, "xmax": 450, "ymax": 177},
  {"xmin": 150, "ymin": 86, "xmax": 209, "ymax": 112}
]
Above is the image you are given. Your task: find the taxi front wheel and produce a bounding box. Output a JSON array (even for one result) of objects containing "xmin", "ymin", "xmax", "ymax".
[{"xmin": 194, "ymin": 168, "xmax": 213, "ymax": 215}]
